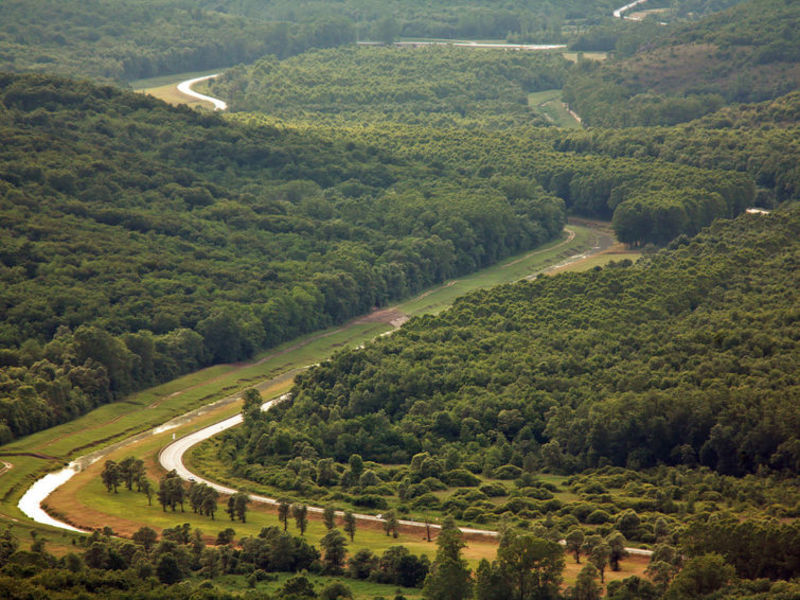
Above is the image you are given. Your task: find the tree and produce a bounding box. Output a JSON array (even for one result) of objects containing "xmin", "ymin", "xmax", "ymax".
[
  {"xmin": 293, "ymin": 504, "xmax": 309, "ymax": 535},
  {"xmin": 101, "ymin": 460, "xmax": 120, "ymax": 493},
  {"xmin": 141, "ymin": 478, "xmax": 153, "ymax": 506},
  {"xmin": 422, "ymin": 517, "xmax": 472, "ymax": 600},
  {"xmin": 228, "ymin": 492, "xmax": 250, "ymax": 523},
  {"xmin": 566, "ymin": 529, "xmax": 585, "ymax": 564},
  {"xmin": 572, "ymin": 563, "xmax": 601, "ymax": 600},
  {"xmin": 278, "ymin": 499, "xmax": 291, "ymax": 531},
  {"xmin": 323, "ymin": 505, "xmax": 336, "ymax": 530},
  {"xmin": 606, "ymin": 532, "xmax": 628, "ymax": 571},
  {"xmin": 383, "ymin": 509, "xmax": 399, "ymax": 538},
  {"xmin": 216, "ymin": 528, "xmax": 235, "ymax": 546},
  {"xmin": 667, "ymin": 554, "xmax": 734, "ymax": 598},
  {"xmin": 132, "ymin": 526, "xmax": 158, "ymax": 552},
  {"xmin": 590, "ymin": 543, "xmax": 611, "ymax": 584},
  {"xmin": 156, "ymin": 553, "xmax": 184, "ymax": 584},
  {"xmin": 343, "ymin": 511, "xmax": 357, "ymax": 542},
  {"xmin": 320, "ymin": 528, "xmax": 348, "ymax": 574},
  {"xmin": 496, "ymin": 531, "xmax": 564, "ymax": 600}
]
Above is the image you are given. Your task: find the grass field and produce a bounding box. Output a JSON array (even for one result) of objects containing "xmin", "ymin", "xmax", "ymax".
[
  {"xmin": 528, "ymin": 89, "xmax": 582, "ymax": 128},
  {"xmin": 132, "ymin": 68, "xmax": 225, "ymax": 109},
  {"xmin": 561, "ymin": 51, "xmax": 608, "ymax": 62}
]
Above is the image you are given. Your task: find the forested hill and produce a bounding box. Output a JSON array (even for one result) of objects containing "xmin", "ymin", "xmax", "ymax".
[
  {"xmin": 0, "ymin": 72, "xmax": 566, "ymax": 442},
  {"xmin": 272, "ymin": 206, "xmax": 800, "ymax": 477},
  {"xmin": 563, "ymin": 0, "xmax": 800, "ymax": 126},
  {"xmin": 211, "ymin": 46, "xmax": 569, "ymax": 127},
  {"xmin": 0, "ymin": 0, "xmax": 356, "ymax": 82}
]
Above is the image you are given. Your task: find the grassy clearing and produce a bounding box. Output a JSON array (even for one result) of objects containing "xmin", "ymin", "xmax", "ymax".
[
  {"xmin": 528, "ymin": 89, "xmax": 582, "ymax": 128},
  {"xmin": 561, "ymin": 51, "xmax": 608, "ymax": 62}
]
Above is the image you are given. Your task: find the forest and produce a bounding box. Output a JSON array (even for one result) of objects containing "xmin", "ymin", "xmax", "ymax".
[
  {"xmin": 0, "ymin": 0, "xmax": 356, "ymax": 83},
  {"xmin": 210, "ymin": 47, "xmax": 570, "ymax": 127},
  {"xmin": 562, "ymin": 0, "xmax": 800, "ymax": 126},
  {"xmin": 1, "ymin": 0, "xmax": 800, "ymax": 598},
  {"xmin": 205, "ymin": 208, "xmax": 800, "ymax": 592},
  {"xmin": 0, "ymin": 72, "xmax": 568, "ymax": 441}
]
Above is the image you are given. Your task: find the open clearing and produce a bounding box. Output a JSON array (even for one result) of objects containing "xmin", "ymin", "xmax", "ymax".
[{"xmin": 528, "ymin": 89, "xmax": 583, "ymax": 128}]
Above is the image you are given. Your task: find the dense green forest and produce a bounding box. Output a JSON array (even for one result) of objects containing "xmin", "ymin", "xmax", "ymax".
[
  {"xmin": 547, "ymin": 92, "xmax": 800, "ymax": 205},
  {"xmin": 210, "ymin": 46, "xmax": 569, "ymax": 127},
  {"xmin": 0, "ymin": 72, "xmax": 567, "ymax": 441},
  {"xmin": 198, "ymin": 0, "xmax": 617, "ymax": 42},
  {"xmin": 563, "ymin": 0, "xmax": 800, "ymax": 126},
  {"xmin": 230, "ymin": 206, "xmax": 800, "ymax": 496},
  {"xmin": 0, "ymin": 67, "xmax": 763, "ymax": 443},
  {"xmin": 0, "ymin": 0, "xmax": 356, "ymax": 82}
]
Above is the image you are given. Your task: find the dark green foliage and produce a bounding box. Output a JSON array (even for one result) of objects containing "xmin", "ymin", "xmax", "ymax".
[
  {"xmin": 256, "ymin": 207, "xmax": 800, "ymax": 479},
  {"xmin": 211, "ymin": 46, "xmax": 570, "ymax": 128},
  {"xmin": 563, "ymin": 0, "xmax": 800, "ymax": 126},
  {"xmin": 0, "ymin": 72, "xmax": 566, "ymax": 442},
  {"xmin": 0, "ymin": 0, "xmax": 356, "ymax": 82}
]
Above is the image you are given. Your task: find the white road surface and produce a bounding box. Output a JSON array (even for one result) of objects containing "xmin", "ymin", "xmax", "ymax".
[{"xmin": 176, "ymin": 74, "xmax": 227, "ymax": 111}]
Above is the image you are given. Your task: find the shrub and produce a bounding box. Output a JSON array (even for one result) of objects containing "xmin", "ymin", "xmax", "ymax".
[
  {"xmin": 479, "ymin": 482, "xmax": 508, "ymax": 497},
  {"xmin": 443, "ymin": 469, "xmax": 481, "ymax": 487},
  {"xmin": 493, "ymin": 464, "xmax": 523, "ymax": 480},
  {"xmin": 586, "ymin": 509, "xmax": 612, "ymax": 524}
]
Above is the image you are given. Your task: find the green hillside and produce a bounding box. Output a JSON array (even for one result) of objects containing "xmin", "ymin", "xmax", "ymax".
[
  {"xmin": 211, "ymin": 46, "xmax": 569, "ymax": 128},
  {"xmin": 259, "ymin": 206, "xmax": 800, "ymax": 477},
  {"xmin": 0, "ymin": 72, "xmax": 566, "ymax": 441},
  {"xmin": 564, "ymin": 0, "xmax": 800, "ymax": 126}
]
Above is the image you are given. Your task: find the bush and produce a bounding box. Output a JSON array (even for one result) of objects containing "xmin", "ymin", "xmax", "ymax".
[
  {"xmin": 493, "ymin": 464, "xmax": 523, "ymax": 480},
  {"xmin": 421, "ymin": 477, "xmax": 448, "ymax": 491},
  {"xmin": 411, "ymin": 493, "xmax": 441, "ymax": 509},
  {"xmin": 321, "ymin": 582, "xmax": 353, "ymax": 600},
  {"xmin": 479, "ymin": 482, "xmax": 508, "ymax": 497},
  {"xmin": 586, "ymin": 509, "xmax": 612, "ymax": 524},
  {"xmin": 353, "ymin": 495, "xmax": 388, "ymax": 509},
  {"xmin": 443, "ymin": 469, "xmax": 481, "ymax": 487}
]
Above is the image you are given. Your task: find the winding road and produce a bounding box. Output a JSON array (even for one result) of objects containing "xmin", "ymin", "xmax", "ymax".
[{"xmin": 177, "ymin": 74, "xmax": 227, "ymax": 111}]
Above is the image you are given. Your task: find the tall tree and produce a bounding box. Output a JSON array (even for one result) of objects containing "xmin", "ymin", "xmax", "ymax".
[
  {"xmin": 293, "ymin": 504, "xmax": 309, "ymax": 536},
  {"xmin": 422, "ymin": 517, "xmax": 472, "ymax": 600},
  {"xmin": 101, "ymin": 460, "xmax": 120, "ymax": 494},
  {"xmin": 320, "ymin": 528, "xmax": 348, "ymax": 574},
  {"xmin": 496, "ymin": 531, "xmax": 564, "ymax": 600},
  {"xmin": 278, "ymin": 499, "xmax": 291, "ymax": 531},
  {"xmin": 566, "ymin": 529, "xmax": 585, "ymax": 564},
  {"xmin": 343, "ymin": 511, "xmax": 357, "ymax": 542},
  {"xmin": 323, "ymin": 505, "xmax": 336, "ymax": 530}
]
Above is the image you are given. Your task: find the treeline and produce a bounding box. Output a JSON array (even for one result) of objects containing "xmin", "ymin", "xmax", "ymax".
[
  {"xmin": 254, "ymin": 206, "xmax": 800, "ymax": 481},
  {"xmin": 563, "ymin": 0, "xmax": 800, "ymax": 126},
  {"xmin": 0, "ymin": 519, "xmax": 426, "ymax": 599},
  {"xmin": 0, "ymin": 73, "xmax": 566, "ymax": 441},
  {"xmin": 211, "ymin": 46, "xmax": 570, "ymax": 128},
  {"xmin": 196, "ymin": 0, "xmax": 619, "ymax": 43},
  {"xmin": 0, "ymin": 0, "xmax": 356, "ymax": 83},
  {"xmin": 233, "ymin": 113, "xmax": 755, "ymax": 246}
]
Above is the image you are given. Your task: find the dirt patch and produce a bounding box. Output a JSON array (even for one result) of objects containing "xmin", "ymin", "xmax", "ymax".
[{"xmin": 354, "ymin": 307, "xmax": 409, "ymax": 327}]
